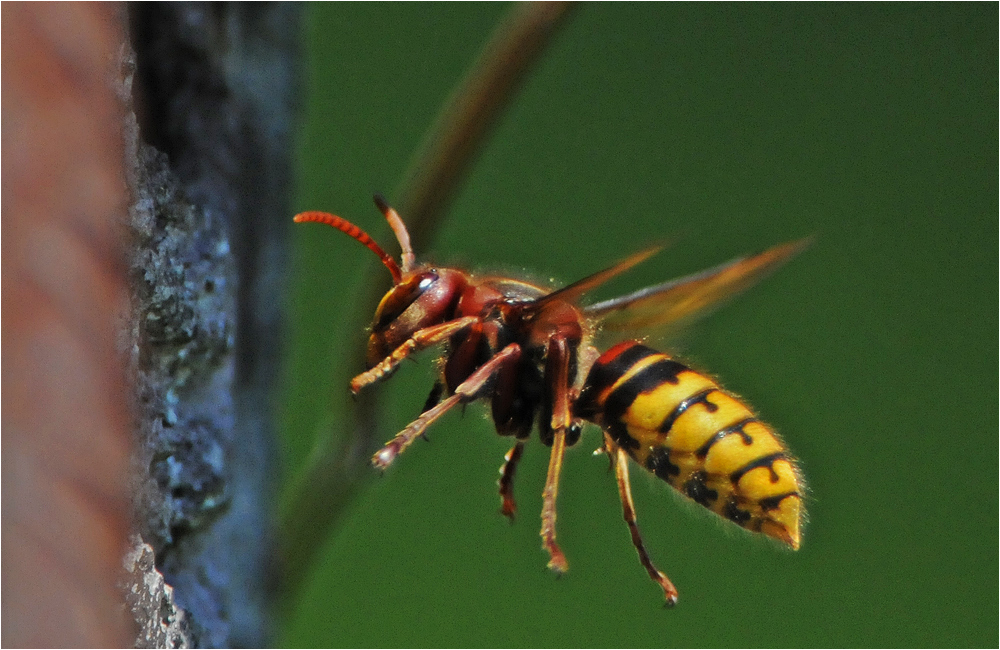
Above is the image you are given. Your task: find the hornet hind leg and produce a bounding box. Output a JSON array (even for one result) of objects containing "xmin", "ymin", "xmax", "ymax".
[{"xmin": 605, "ymin": 432, "xmax": 679, "ymax": 606}]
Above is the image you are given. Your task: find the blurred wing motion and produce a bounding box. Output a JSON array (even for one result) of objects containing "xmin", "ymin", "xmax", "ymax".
[
  {"xmin": 585, "ymin": 237, "xmax": 812, "ymax": 334},
  {"xmin": 531, "ymin": 245, "xmax": 663, "ymax": 310}
]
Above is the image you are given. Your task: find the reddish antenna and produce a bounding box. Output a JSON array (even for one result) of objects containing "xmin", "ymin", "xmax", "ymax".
[{"xmin": 293, "ymin": 211, "xmax": 403, "ymax": 284}]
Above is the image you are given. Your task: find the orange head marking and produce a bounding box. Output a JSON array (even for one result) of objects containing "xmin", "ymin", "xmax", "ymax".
[{"xmin": 293, "ymin": 195, "xmax": 416, "ymax": 284}]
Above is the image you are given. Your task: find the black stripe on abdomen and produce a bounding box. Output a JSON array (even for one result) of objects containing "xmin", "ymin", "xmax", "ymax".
[
  {"xmin": 602, "ymin": 358, "xmax": 689, "ymax": 425},
  {"xmin": 657, "ymin": 388, "xmax": 717, "ymax": 435},
  {"xmin": 730, "ymin": 451, "xmax": 786, "ymax": 485},
  {"xmin": 585, "ymin": 343, "xmax": 657, "ymax": 394},
  {"xmin": 694, "ymin": 417, "xmax": 757, "ymax": 458}
]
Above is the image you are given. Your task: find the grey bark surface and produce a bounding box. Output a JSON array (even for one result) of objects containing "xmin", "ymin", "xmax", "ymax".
[{"xmin": 124, "ymin": 4, "xmax": 300, "ymax": 646}]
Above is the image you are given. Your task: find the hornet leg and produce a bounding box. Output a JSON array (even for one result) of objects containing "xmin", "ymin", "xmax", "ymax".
[
  {"xmin": 372, "ymin": 343, "xmax": 521, "ymax": 469},
  {"xmin": 540, "ymin": 337, "xmax": 573, "ymax": 574},
  {"xmin": 351, "ymin": 316, "xmax": 481, "ymax": 394},
  {"xmin": 498, "ymin": 441, "xmax": 525, "ymax": 521},
  {"xmin": 606, "ymin": 432, "xmax": 679, "ymax": 606}
]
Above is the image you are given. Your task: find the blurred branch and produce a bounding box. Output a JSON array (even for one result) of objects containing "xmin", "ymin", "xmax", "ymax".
[
  {"xmin": 279, "ymin": 1, "xmax": 576, "ymax": 599},
  {"xmin": 398, "ymin": 1, "xmax": 576, "ymax": 252}
]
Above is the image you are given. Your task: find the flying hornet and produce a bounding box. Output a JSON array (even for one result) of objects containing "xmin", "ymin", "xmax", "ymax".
[{"xmin": 295, "ymin": 196, "xmax": 807, "ymax": 605}]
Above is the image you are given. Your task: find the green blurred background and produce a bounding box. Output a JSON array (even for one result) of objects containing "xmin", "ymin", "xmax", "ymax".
[{"xmin": 281, "ymin": 4, "xmax": 996, "ymax": 647}]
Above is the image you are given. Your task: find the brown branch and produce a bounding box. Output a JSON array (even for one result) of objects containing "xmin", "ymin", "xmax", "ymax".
[{"xmin": 397, "ymin": 1, "xmax": 576, "ymax": 252}]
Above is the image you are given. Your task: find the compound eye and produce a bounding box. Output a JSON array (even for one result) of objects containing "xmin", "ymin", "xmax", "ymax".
[{"xmin": 373, "ymin": 271, "xmax": 438, "ymax": 331}]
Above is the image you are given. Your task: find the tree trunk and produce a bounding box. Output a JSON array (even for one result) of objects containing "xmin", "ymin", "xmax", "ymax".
[{"xmin": 124, "ymin": 4, "xmax": 300, "ymax": 646}]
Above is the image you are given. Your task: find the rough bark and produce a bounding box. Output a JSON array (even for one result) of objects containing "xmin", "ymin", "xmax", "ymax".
[{"xmin": 124, "ymin": 4, "xmax": 300, "ymax": 646}]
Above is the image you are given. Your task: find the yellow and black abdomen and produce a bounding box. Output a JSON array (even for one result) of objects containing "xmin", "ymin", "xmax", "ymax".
[{"xmin": 576, "ymin": 341, "xmax": 803, "ymax": 549}]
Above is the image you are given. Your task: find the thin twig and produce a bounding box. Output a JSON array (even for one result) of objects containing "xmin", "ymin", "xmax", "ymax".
[{"xmin": 397, "ymin": 1, "xmax": 576, "ymax": 252}]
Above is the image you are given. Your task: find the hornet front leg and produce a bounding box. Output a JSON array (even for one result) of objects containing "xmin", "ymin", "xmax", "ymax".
[{"xmin": 372, "ymin": 343, "xmax": 522, "ymax": 469}]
